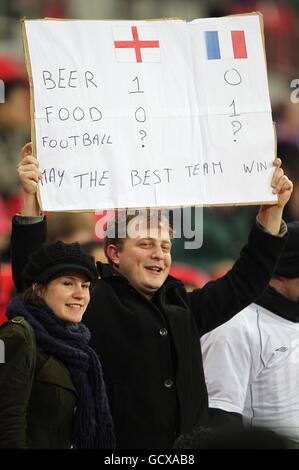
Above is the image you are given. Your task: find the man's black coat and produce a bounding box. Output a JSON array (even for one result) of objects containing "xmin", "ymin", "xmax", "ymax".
[{"xmin": 11, "ymin": 217, "xmax": 287, "ymax": 448}]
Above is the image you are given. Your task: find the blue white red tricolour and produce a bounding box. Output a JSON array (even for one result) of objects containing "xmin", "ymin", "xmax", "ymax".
[{"xmin": 205, "ymin": 30, "xmax": 247, "ymax": 60}]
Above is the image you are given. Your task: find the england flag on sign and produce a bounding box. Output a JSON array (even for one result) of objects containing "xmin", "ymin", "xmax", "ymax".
[
  {"xmin": 205, "ymin": 30, "xmax": 247, "ymax": 60},
  {"xmin": 113, "ymin": 25, "xmax": 160, "ymax": 63}
]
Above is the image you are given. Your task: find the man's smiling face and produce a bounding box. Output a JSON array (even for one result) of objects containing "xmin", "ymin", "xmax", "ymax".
[{"xmin": 107, "ymin": 216, "xmax": 172, "ymax": 298}]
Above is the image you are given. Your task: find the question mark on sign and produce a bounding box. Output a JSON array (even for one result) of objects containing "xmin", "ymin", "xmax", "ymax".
[
  {"xmin": 139, "ymin": 129, "xmax": 147, "ymax": 148},
  {"xmin": 231, "ymin": 120, "xmax": 242, "ymax": 142}
]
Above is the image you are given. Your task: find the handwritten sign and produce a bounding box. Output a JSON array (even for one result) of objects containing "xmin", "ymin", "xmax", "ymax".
[{"xmin": 22, "ymin": 15, "xmax": 276, "ymax": 211}]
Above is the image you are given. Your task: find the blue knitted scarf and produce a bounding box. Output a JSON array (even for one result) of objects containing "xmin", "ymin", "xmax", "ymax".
[{"xmin": 7, "ymin": 296, "xmax": 115, "ymax": 449}]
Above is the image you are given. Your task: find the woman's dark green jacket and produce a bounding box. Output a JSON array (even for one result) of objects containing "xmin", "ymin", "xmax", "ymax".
[{"xmin": 0, "ymin": 319, "xmax": 77, "ymax": 449}]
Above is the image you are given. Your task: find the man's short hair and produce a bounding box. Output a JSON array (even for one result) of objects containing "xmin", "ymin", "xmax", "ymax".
[{"xmin": 104, "ymin": 209, "xmax": 173, "ymax": 264}]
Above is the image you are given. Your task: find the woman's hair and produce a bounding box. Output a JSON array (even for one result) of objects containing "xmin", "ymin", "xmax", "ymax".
[{"xmin": 22, "ymin": 283, "xmax": 46, "ymax": 306}]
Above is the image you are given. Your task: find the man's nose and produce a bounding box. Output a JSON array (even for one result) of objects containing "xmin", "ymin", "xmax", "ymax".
[{"xmin": 151, "ymin": 246, "xmax": 163, "ymax": 259}]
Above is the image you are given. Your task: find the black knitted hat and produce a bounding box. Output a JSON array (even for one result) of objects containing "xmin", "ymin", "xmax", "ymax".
[
  {"xmin": 22, "ymin": 241, "xmax": 98, "ymax": 288},
  {"xmin": 274, "ymin": 222, "xmax": 299, "ymax": 278}
]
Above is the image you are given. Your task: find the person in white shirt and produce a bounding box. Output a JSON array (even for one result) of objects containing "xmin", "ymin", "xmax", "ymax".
[{"xmin": 201, "ymin": 222, "xmax": 299, "ymax": 448}]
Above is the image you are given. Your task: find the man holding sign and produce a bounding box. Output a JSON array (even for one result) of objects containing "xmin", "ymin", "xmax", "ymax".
[{"xmin": 11, "ymin": 142, "xmax": 293, "ymax": 449}]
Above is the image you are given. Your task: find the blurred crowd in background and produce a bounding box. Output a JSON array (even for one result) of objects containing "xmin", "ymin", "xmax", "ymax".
[{"xmin": 1, "ymin": 0, "xmax": 299, "ymax": 323}]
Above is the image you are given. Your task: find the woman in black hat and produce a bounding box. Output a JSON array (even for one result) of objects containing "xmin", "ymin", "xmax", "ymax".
[{"xmin": 0, "ymin": 241, "xmax": 115, "ymax": 449}]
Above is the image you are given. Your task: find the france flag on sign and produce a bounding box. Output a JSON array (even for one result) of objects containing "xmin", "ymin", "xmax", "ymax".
[{"xmin": 205, "ymin": 30, "xmax": 247, "ymax": 60}]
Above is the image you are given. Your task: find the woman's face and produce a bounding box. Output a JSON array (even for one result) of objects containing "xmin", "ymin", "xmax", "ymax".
[{"xmin": 41, "ymin": 272, "xmax": 91, "ymax": 323}]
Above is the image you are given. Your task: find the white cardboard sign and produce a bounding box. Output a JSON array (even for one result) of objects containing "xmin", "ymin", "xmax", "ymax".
[{"xmin": 23, "ymin": 15, "xmax": 276, "ymax": 211}]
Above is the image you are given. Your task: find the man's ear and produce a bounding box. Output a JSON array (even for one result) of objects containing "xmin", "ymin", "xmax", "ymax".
[
  {"xmin": 106, "ymin": 244, "xmax": 121, "ymax": 266},
  {"xmin": 272, "ymin": 275, "xmax": 286, "ymax": 283}
]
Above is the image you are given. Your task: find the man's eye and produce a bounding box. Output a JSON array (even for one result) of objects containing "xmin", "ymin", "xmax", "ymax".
[
  {"xmin": 63, "ymin": 281, "xmax": 72, "ymax": 286},
  {"xmin": 82, "ymin": 284, "xmax": 90, "ymax": 289}
]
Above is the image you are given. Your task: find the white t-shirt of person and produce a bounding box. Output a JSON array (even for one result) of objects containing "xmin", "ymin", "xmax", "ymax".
[{"xmin": 201, "ymin": 303, "xmax": 299, "ymax": 447}]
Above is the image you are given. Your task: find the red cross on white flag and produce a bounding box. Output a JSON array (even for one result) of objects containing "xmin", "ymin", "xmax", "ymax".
[{"xmin": 113, "ymin": 25, "xmax": 160, "ymax": 63}]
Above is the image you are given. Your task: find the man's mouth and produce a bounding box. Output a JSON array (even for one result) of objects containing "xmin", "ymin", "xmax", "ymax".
[{"xmin": 145, "ymin": 266, "xmax": 163, "ymax": 274}]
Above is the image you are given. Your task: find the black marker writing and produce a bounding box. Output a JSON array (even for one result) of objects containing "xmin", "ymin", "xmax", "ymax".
[
  {"xmin": 224, "ymin": 68, "xmax": 242, "ymax": 86},
  {"xmin": 185, "ymin": 162, "xmax": 223, "ymax": 177},
  {"xmin": 41, "ymin": 133, "xmax": 112, "ymax": 149},
  {"xmin": 243, "ymin": 160, "xmax": 267, "ymax": 174},
  {"xmin": 44, "ymin": 106, "xmax": 102, "ymax": 123},
  {"xmin": 130, "ymin": 168, "xmax": 173, "ymax": 186},
  {"xmin": 73, "ymin": 170, "xmax": 109, "ymax": 189},
  {"xmin": 229, "ymin": 100, "xmax": 240, "ymax": 117},
  {"xmin": 130, "ymin": 76, "xmax": 144, "ymax": 94},
  {"xmin": 135, "ymin": 107, "xmax": 146, "ymax": 123},
  {"xmin": 231, "ymin": 120, "xmax": 242, "ymax": 141},
  {"xmin": 40, "ymin": 168, "xmax": 65, "ymax": 187},
  {"xmin": 42, "ymin": 69, "xmax": 98, "ymax": 89}
]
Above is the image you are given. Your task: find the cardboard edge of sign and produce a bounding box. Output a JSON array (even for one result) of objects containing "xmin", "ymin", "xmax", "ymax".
[
  {"xmin": 20, "ymin": 13, "xmax": 277, "ymax": 213},
  {"xmin": 20, "ymin": 17, "xmax": 42, "ymax": 212},
  {"xmin": 38, "ymin": 200, "xmax": 277, "ymax": 214}
]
